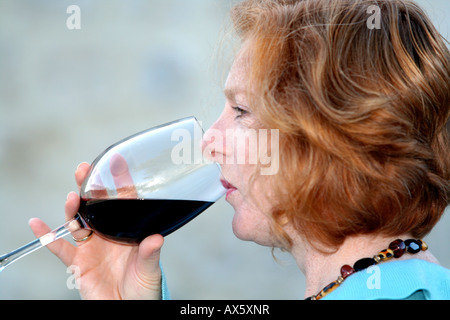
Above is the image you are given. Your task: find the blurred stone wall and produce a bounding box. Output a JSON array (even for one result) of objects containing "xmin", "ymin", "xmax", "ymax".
[{"xmin": 0, "ymin": 0, "xmax": 448, "ymax": 299}]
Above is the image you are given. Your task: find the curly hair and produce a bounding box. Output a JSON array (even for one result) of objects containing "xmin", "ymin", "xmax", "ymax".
[{"xmin": 230, "ymin": 0, "xmax": 450, "ymax": 250}]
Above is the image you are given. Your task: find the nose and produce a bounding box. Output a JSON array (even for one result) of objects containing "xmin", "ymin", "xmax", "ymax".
[
  {"xmin": 201, "ymin": 114, "xmax": 228, "ymax": 164},
  {"xmin": 202, "ymin": 123, "xmax": 220, "ymax": 163},
  {"xmin": 201, "ymin": 129, "xmax": 213, "ymax": 162}
]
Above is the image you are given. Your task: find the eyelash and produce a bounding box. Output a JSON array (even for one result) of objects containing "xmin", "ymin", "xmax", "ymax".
[{"xmin": 232, "ymin": 106, "xmax": 248, "ymax": 118}]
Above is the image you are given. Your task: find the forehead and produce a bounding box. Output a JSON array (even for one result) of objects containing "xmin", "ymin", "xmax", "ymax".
[{"xmin": 224, "ymin": 44, "xmax": 250, "ymax": 100}]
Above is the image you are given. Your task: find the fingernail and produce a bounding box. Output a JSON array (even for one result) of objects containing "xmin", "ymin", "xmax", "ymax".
[
  {"xmin": 76, "ymin": 162, "xmax": 89, "ymax": 171},
  {"xmin": 67, "ymin": 191, "xmax": 77, "ymax": 200}
]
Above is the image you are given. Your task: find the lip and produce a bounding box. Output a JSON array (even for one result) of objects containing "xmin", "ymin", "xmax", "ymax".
[{"xmin": 220, "ymin": 179, "xmax": 237, "ymax": 200}]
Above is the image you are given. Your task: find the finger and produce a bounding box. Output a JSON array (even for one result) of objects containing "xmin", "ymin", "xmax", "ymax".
[
  {"xmin": 76, "ymin": 162, "xmax": 109, "ymax": 199},
  {"xmin": 28, "ymin": 218, "xmax": 76, "ymax": 267},
  {"xmin": 75, "ymin": 162, "xmax": 91, "ymax": 190},
  {"xmin": 65, "ymin": 192, "xmax": 93, "ymax": 243},
  {"xmin": 65, "ymin": 191, "xmax": 81, "ymax": 221},
  {"xmin": 135, "ymin": 234, "xmax": 164, "ymax": 285},
  {"xmin": 110, "ymin": 153, "xmax": 138, "ymax": 198},
  {"xmin": 82, "ymin": 170, "xmax": 109, "ymax": 199}
]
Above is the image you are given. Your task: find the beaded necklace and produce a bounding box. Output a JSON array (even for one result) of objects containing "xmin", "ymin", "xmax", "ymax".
[{"xmin": 305, "ymin": 238, "xmax": 428, "ymax": 300}]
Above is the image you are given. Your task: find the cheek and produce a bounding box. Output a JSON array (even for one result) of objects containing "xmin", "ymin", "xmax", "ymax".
[
  {"xmin": 228, "ymin": 127, "xmax": 259, "ymax": 166},
  {"xmin": 230, "ymin": 178, "xmax": 277, "ymax": 245}
]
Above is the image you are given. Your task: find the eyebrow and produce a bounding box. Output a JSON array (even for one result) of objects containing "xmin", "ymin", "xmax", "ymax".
[
  {"xmin": 223, "ymin": 87, "xmax": 245, "ymax": 102},
  {"xmin": 223, "ymin": 87, "xmax": 235, "ymax": 100}
]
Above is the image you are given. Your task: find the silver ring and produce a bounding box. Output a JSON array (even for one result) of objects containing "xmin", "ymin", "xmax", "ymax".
[{"xmin": 72, "ymin": 230, "xmax": 94, "ymax": 242}]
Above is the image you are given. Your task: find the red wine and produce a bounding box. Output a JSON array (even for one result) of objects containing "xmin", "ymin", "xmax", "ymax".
[{"xmin": 78, "ymin": 199, "xmax": 213, "ymax": 244}]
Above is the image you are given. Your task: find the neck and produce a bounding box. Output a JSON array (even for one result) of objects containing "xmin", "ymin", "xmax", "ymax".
[{"xmin": 287, "ymin": 233, "xmax": 439, "ymax": 299}]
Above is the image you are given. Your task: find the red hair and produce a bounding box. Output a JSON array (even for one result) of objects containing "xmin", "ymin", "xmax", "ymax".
[{"xmin": 230, "ymin": 0, "xmax": 450, "ymax": 249}]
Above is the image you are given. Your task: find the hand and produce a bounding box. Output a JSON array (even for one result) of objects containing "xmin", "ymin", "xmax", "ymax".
[{"xmin": 29, "ymin": 157, "xmax": 165, "ymax": 299}]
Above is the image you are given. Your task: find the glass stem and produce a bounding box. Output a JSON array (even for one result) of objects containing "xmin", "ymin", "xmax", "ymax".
[{"xmin": 0, "ymin": 214, "xmax": 86, "ymax": 272}]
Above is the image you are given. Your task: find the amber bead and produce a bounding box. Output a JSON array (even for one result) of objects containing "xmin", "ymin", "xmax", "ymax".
[
  {"xmin": 376, "ymin": 248, "xmax": 394, "ymax": 261},
  {"xmin": 420, "ymin": 240, "xmax": 428, "ymax": 251},
  {"xmin": 340, "ymin": 264, "xmax": 355, "ymax": 279},
  {"xmin": 353, "ymin": 257, "xmax": 376, "ymax": 272},
  {"xmin": 405, "ymin": 239, "xmax": 421, "ymax": 254},
  {"xmin": 389, "ymin": 239, "xmax": 406, "ymax": 258},
  {"xmin": 315, "ymin": 281, "xmax": 340, "ymax": 300}
]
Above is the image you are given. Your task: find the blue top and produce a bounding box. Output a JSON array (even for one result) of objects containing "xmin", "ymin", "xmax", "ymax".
[
  {"xmin": 322, "ymin": 259, "xmax": 450, "ymax": 300},
  {"xmin": 161, "ymin": 265, "xmax": 170, "ymax": 300},
  {"xmin": 161, "ymin": 259, "xmax": 450, "ymax": 300}
]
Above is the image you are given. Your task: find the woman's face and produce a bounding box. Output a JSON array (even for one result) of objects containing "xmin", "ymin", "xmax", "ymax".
[{"xmin": 203, "ymin": 47, "xmax": 281, "ymax": 248}]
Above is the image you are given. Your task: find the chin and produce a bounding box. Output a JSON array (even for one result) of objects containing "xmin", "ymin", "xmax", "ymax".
[
  {"xmin": 231, "ymin": 212, "xmax": 252, "ymax": 241},
  {"xmin": 231, "ymin": 208, "xmax": 276, "ymax": 247}
]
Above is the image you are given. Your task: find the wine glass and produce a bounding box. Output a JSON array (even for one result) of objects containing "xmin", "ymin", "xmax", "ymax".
[{"xmin": 0, "ymin": 116, "xmax": 226, "ymax": 272}]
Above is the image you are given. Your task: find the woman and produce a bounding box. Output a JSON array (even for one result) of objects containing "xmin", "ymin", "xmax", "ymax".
[{"xmin": 30, "ymin": 0, "xmax": 449, "ymax": 300}]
